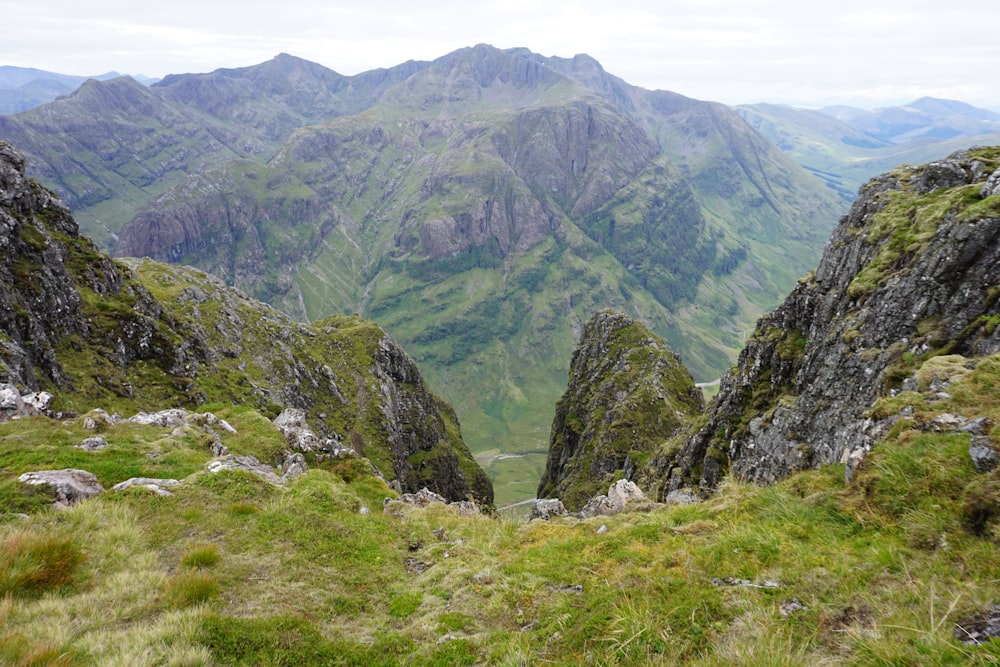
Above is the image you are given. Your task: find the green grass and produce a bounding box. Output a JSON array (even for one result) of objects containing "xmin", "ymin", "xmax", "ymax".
[{"xmin": 2, "ymin": 352, "xmax": 1000, "ymax": 663}]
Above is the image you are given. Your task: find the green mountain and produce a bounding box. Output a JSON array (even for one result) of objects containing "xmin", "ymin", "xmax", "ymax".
[
  {"xmin": 4, "ymin": 146, "xmax": 1000, "ymax": 664},
  {"xmin": 0, "ymin": 141, "xmax": 491, "ymax": 505},
  {"xmin": 0, "ymin": 54, "xmax": 425, "ymax": 247},
  {"xmin": 85, "ymin": 46, "xmax": 836, "ymax": 505},
  {"xmin": 736, "ymin": 98, "xmax": 1000, "ymax": 202}
]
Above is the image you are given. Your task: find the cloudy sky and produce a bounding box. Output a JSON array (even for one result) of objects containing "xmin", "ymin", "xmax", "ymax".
[{"xmin": 2, "ymin": 0, "xmax": 997, "ymax": 109}]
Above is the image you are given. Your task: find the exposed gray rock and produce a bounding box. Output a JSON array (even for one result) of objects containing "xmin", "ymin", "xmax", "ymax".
[
  {"xmin": 0, "ymin": 383, "xmax": 43, "ymax": 421},
  {"xmin": 579, "ymin": 494, "xmax": 615, "ymax": 519},
  {"xmin": 78, "ymin": 436, "xmax": 109, "ymax": 452},
  {"xmin": 662, "ymin": 149, "xmax": 1000, "ymax": 493},
  {"xmin": 608, "ymin": 479, "xmax": 645, "ymax": 510},
  {"xmin": 981, "ymin": 167, "xmax": 1000, "ymax": 198},
  {"xmin": 18, "ymin": 469, "xmax": 104, "ymax": 506},
  {"xmin": 664, "ymin": 488, "xmax": 702, "ymax": 506},
  {"xmin": 207, "ymin": 454, "xmax": 284, "ymax": 485},
  {"xmin": 280, "ymin": 452, "xmax": 308, "ymax": 479},
  {"xmin": 528, "ymin": 498, "xmax": 568, "ymax": 521},
  {"xmin": 273, "ymin": 408, "xmax": 323, "ymax": 451},
  {"xmin": 394, "ymin": 487, "xmax": 448, "ymax": 507},
  {"xmin": 82, "ymin": 409, "xmax": 118, "ymax": 430},
  {"xmin": 970, "ymin": 438, "xmax": 999, "ymax": 473},
  {"xmin": 955, "ymin": 604, "xmax": 1000, "ymax": 645},
  {"xmin": 112, "ymin": 477, "xmax": 181, "ymax": 496}
]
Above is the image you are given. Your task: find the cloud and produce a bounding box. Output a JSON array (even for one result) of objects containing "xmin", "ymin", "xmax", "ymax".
[{"xmin": 2, "ymin": 0, "xmax": 997, "ymax": 108}]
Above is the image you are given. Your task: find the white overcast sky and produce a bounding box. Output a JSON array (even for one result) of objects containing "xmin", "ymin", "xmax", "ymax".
[{"xmin": 2, "ymin": 0, "xmax": 997, "ymax": 109}]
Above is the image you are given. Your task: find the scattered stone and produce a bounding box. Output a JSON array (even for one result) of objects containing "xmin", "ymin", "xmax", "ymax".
[
  {"xmin": 22, "ymin": 391, "xmax": 52, "ymax": 414},
  {"xmin": 82, "ymin": 409, "xmax": 118, "ymax": 430},
  {"xmin": 127, "ymin": 408, "xmax": 190, "ymax": 428},
  {"xmin": 954, "ymin": 604, "xmax": 1000, "ymax": 645},
  {"xmin": 0, "ymin": 383, "xmax": 46, "ymax": 421},
  {"xmin": 664, "ymin": 488, "xmax": 702, "ymax": 505},
  {"xmin": 960, "ymin": 418, "xmax": 993, "ymax": 436},
  {"xmin": 596, "ymin": 524, "xmax": 607, "ymax": 534},
  {"xmin": 970, "ymin": 438, "xmax": 999, "ymax": 473},
  {"xmin": 780, "ymin": 598, "xmax": 809, "ymax": 617},
  {"xmin": 528, "ymin": 498, "xmax": 568, "ymax": 521},
  {"xmin": 450, "ymin": 500, "xmax": 480, "ymax": 517},
  {"xmin": 78, "ymin": 436, "xmax": 109, "ymax": 451},
  {"xmin": 608, "ymin": 479, "xmax": 646, "ymax": 510},
  {"xmin": 359, "ymin": 506, "xmax": 370, "ymax": 515},
  {"xmin": 112, "ymin": 478, "xmax": 181, "ymax": 496},
  {"xmin": 433, "ymin": 527, "xmax": 449, "ymax": 541},
  {"xmin": 273, "ymin": 408, "xmax": 322, "ymax": 451},
  {"xmin": 579, "ymin": 494, "xmax": 615, "ymax": 518},
  {"xmin": 208, "ymin": 433, "xmax": 229, "ymax": 457},
  {"xmin": 207, "ymin": 455, "xmax": 284, "ymax": 485},
  {"xmin": 711, "ymin": 577, "xmax": 781, "ymax": 589},
  {"xmin": 280, "ymin": 452, "xmax": 308, "ymax": 479},
  {"xmin": 405, "ymin": 558, "xmax": 430, "ymax": 574},
  {"xmin": 981, "ymin": 167, "xmax": 1000, "ymax": 198},
  {"xmin": 397, "ymin": 488, "xmax": 448, "ymax": 507},
  {"xmin": 126, "ymin": 409, "xmax": 236, "ymax": 435},
  {"xmin": 18, "ymin": 469, "xmax": 104, "ymax": 507},
  {"xmin": 930, "ymin": 413, "xmax": 964, "ymax": 430},
  {"xmin": 843, "ymin": 446, "xmax": 868, "ymax": 484}
]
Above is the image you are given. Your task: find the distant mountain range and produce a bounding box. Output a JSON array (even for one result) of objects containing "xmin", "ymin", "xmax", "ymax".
[
  {"xmin": 0, "ymin": 66, "xmax": 158, "ymax": 114},
  {"xmin": 736, "ymin": 97, "xmax": 1000, "ymax": 200}
]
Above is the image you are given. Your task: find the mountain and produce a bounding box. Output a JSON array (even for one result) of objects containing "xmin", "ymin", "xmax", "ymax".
[
  {"xmin": 0, "ymin": 141, "xmax": 491, "ymax": 504},
  {"xmin": 644, "ymin": 147, "xmax": 1000, "ymax": 496},
  {"xmin": 737, "ymin": 98, "xmax": 1000, "ymax": 201},
  {"xmin": 0, "ymin": 46, "xmax": 844, "ymax": 505},
  {"xmin": 109, "ymin": 46, "xmax": 842, "ymax": 504},
  {"xmin": 0, "ymin": 66, "xmax": 140, "ymax": 114},
  {"xmin": 5, "ymin": 147, "xmax": 1000, "ymax": 664},
  {"xmin": 0, "ymin": 54, "xmax": 425, "ymax": 247},
  {"xmin": 536, "ymin": 310, "xmax": 703, "ymax": 510},
  {"xmin": 834, "ymin": 97, "xmax": 1000, "ymax": 145}
]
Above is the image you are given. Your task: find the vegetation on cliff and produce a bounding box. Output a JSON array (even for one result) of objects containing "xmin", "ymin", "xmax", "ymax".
[{"xmin": 0, "ymin": 141, "xmax": 491, "ymax": 505}]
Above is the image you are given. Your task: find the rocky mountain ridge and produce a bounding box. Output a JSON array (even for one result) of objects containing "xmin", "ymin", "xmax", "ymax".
[
  {"xmin": 0, "ymin": 141, "xmax": 491, "ymax": 504},
  {"xmin": 537, "ymin": 310, "xmax": 703, "ymax": 510},
  {"xmin": 15, "ymin": 45, "xmax": 837, "ymax": 505},
  {"xmin": 535, "ymin": 147, "xmax": 1000, "ymax": 515},
  {"xmin": 653, "ymin": 147, "xmax": 1000, "ymax": 495}
]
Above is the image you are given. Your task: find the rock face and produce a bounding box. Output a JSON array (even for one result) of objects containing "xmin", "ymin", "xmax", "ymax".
[
  {"xmin": 658, "ymin": 148, "xmax": 1000, "ymax": 494},
  {"xmin": 0, "ymin": 142, "xmax": 492, "ymax": 505},
  {"xmin": 538, "ymin": 310, "xmax": 703, "ymax": 510}
]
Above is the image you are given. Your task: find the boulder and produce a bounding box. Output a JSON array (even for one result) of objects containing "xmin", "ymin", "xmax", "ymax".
[
  {"xmin": 207, "ymin": 454, "xmax": 284, "ymax": 485},
  {"xmin": 528, "ymin": 498, "xmax": 568, "ymax": 521},
  {"xmin": 112, "ymin": 478, "xmax": 181, "ymax": 496},
  {"xmin": 607, "ymin": 479, "xmax": 645, "ymax": 511},
  {"xmin": 18, "ymin": 469, "xmax": 104, "ymax": 506},
  {"xmin": 78, "ymin": 436, "xmax": 109, "ymax": 451}
]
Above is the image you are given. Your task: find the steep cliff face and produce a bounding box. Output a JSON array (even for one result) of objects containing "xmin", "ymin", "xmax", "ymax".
[
  {"xmin": 660, "ymin": 147, "xmax": 1000, "ymax": 493},
  {"xmin": 0, "ymin": 142, "xmax": 491, "ymax": 504},
  {"xmin": 538, "ymin": 310, "xmax": 703, "ymax": 510}
]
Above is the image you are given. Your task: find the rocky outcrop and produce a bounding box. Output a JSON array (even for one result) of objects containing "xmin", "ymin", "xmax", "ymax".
[
  {"xmin": 659, "ymin": 148, "xmax": 1000, "ymax": 494},
  {"xmin": 538, "ymin": 310, "xmax": 703, "ymax": 510},
  {"xmin": 17, "ymin": 469, "xmax": 105, "ymax": 507},
  {"xmin": 0, "ymin": 142, "xmax": 492, "ymax": 505}
]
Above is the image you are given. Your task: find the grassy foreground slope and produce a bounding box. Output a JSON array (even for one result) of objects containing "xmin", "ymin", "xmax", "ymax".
[{"xmin": 3, "ymin": 350, "xmax": 1000, "ymax": 664}]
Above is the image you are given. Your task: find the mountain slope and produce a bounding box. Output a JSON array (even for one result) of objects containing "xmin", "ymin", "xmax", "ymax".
[
  {"xmin": 105, "ymin": 46, "xmax": 842, "ymax": 504},
  {"xmin": 0, "ymin": 141, "xmax": 491, "ymax": 504},
  {"xmin": 651, "ymin": 147, "xmax": 1000, "ymax": 496},
  {"xmin": 0, "ymin": 55, "xmax": 424, "ymax": 247}
]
